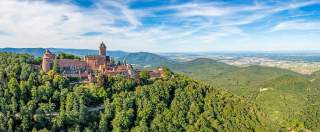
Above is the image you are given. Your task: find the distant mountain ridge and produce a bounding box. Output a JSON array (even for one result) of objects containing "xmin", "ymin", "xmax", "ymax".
[
  {"xmin": 124, "ymin": 52, "xmax": 175, "ymax": 68},
  {"xmin": 0, "ymin": 48, "xmax": 171, "ymax": 66},
  {"xmin": 0, "ymin": 48, "xmax": 46, "ymax": 57},
  {"xmin": 0, "ymin": 48, "xmax": 129, "ymax": 58}
]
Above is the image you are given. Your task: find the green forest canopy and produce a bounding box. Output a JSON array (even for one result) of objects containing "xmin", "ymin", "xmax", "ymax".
[{"xmin": 0, "ymin": 52, "xmax": 319, "ymax": 131}]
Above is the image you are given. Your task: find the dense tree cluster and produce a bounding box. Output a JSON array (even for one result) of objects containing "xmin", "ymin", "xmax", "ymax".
[
  {"xmin": 171, "ymin": 59, "xmax": 320, "ymax": 131},
  {"xmin": 0, "ymin": 52, "xmax": 296, "ymax": 131},
  {"xmin": 56, "ymin": 52, "xmax": 81, "ymax": 60},
  {"xmin": 300, "ymin": 78, "xmax": 320, "ymax": 131},
  {"xmin": 301, "ymin": 94, "xmax": 320, "ymax": 131}
]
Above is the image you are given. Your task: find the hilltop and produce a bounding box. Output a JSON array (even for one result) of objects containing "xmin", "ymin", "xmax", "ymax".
[
  {"xmin": 122, "ymin": 52, "xmax": 320, "ymax": 130},
  {"xmin": 0, "ymin": 52, "xmax": 282, "ymax": 131},
  {"xmin": 124, "ymin": 52, "xmax": 174, "ymax": 68},
  {"xmin": 168, "ymin": 58, "xmax": 238, "ymax": 80},
  {"xmin": 166, "ymin": 60, "xmax": 320, "ymax": 130}
]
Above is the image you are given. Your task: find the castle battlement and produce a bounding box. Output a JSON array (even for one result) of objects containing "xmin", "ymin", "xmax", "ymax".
[{"xmin": 42, "ymin": 42, "xmax": 136, "ymax": 82}]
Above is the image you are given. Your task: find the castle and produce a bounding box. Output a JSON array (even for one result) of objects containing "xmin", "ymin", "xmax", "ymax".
[{"xmin": 42, "ymin": 42, "xmax": 136, "ymax": 82}]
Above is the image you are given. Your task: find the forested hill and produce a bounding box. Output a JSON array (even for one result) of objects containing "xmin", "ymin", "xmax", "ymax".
[
  {"xmin": 124, "ymin": 52, "xmax": 174, "ymax": 68},
  {"xmin": 0, "ymin": 52, "xmax": 283, "ymax": 131},
  {"xmin": 168, "ymin": 58, "xmax": 238, "ymax": 80},
  {"xmin": 122, "ymin": 52, "xmax": 320, "ymax": 130},
  {"xmin": 170, "ymin": 60, "xmax": 320, "ymax": 131}
]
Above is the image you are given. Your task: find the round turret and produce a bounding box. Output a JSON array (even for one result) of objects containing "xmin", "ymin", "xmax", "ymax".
[{"xmin": 42, "ymin": 49, "xmax": 55, "ymax": 72}]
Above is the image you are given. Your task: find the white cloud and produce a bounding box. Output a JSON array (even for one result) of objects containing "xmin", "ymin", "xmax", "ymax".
[
  {"xmin": 0, "ymin": 0, "xmax": 144, "ymax": 50},
  {"xmin": 271, "ymin": 20, "xmax": 320, "ymax": 31},
  {"xmin": 0, "ymin": 0, "xmax": 319, "ymax": 52},
  {"xmin": 153, "ymin": 0, "xmax": 320, "ymax": 26},
  {"xmin": 269, "ymin": 0, "xmax": 320, "ymax": 13},
  {"xmin": 174, "ymin": 4, "xmax": 232, "ymax": 17},
  {"xmin": 146, "ymin": 2, "xmax": 266, "ymax": 17},
  {"xmin": 0, "ymin": 0, "xmax": 248, "ymax": 51},
  {"xmin": 98, "ymin": 0, "xmax": 142, "ymax": 27}
]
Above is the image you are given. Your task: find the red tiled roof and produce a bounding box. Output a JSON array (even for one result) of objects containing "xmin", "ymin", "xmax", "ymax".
[{"xmin": 58, "ymin": 59, "xmax": 87, "ymax": 68}]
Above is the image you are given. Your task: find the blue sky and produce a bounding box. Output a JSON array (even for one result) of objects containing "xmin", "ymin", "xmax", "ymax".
[{"xmin": 0, "ymin": 0, "xmax": 319, "ymax": 52}]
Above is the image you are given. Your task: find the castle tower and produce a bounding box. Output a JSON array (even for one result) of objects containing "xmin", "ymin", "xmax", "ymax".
[
  {"xmin": 99, "ymin": 41, "xmax": 106, "ymax": 56},
  {"xmin": 42, "ymin": 49, "xmax": 55, "ymax": 72}
]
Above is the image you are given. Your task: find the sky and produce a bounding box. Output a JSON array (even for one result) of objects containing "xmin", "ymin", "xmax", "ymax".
[{"xmin": 0, "ymin": 0, "xmax": 320, "ymax": 52}]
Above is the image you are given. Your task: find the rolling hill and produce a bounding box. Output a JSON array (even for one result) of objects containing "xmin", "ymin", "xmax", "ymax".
[
  {"xmin": 1, "ymin": 49, "xmax": 319, "ymax": 130},
  {"xmin": 168, "ymin": 58, "xmax": 238, "ymax": 80},
  {"xmin": 124, "ymin": 52, "xmax": 174, "ymax": 68},
  {"xmin": 208, "ymin": 66, "xmax": 303, "ymax": 91},
  {"xmin": 123, "ymin": 53, "xmax": 318, "ymax": 129},
  {"xmin": 167, "ymin": 60, "xmax": 319, "ymax": 129},
  {"xmin": 124, "ymin": 53, "xmax": 238, "ymax": 80},
  {"xmin": 0, "ymin": 52, "xmax": 283, "ymax": 131}
]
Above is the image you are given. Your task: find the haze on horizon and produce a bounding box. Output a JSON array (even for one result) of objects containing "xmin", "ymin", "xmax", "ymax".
[{"xmin": 0, "ymin": 0, "xmax": 319, "ymax": 52}]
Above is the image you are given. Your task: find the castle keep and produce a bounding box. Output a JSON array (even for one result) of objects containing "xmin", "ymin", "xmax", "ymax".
[{"xmin": 42, "ymin": 42, "xmax": 136, "ymax": 81}]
